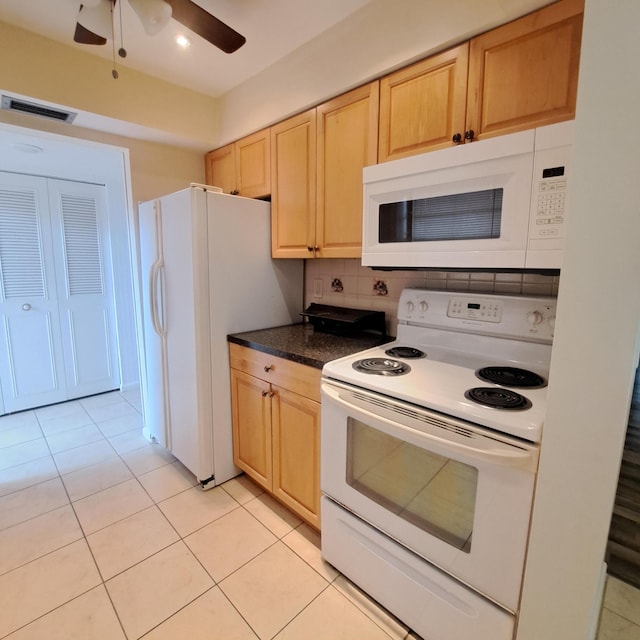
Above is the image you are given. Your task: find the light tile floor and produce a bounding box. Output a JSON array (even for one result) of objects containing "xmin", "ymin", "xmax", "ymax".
[
  {"xmin": 0, "ymin": 390, "xmax": 638, "ymax": 640},
  {"xmin": 597, "ymin": 575, "xmax": 640, "ymax": 640},
  {"xmin": 0, "ymin": 391, "xmax": 419, "ymax": 640}
]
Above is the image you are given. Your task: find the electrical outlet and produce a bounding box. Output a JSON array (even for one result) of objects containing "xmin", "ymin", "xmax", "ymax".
[{"xmin": 313, "ymin": 278, "xmax": 323, "ymax": 297}]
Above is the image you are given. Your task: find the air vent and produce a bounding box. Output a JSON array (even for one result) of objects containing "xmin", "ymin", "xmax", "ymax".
[{"xmin": 1, "ymin": 96, "xmax": 77, "ymax": 123}]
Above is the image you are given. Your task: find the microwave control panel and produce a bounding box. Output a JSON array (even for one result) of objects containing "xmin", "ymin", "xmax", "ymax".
[
  {"xmin": 531, "ymin": 165, "xmax": 567, "ymax": 239},
  {"xmin": 529, "ymin": 123, "xmax": 572, "ymax": 246},
  {"xmin": 526, "ymin": 123, "xmax": 572, "ymax": 267}
]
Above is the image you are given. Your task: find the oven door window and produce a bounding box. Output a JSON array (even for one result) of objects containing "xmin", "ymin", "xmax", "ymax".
[
  {"xmin": 378, "ymin": 188, "xmax": 503, "ymax": 243},
  {"xmin": 346, "ymin": 418, "xmax": 478, "ymax": 552}
]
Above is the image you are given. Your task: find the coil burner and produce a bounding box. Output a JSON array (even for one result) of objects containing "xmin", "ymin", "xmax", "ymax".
[
  {"xmin": 385, "ymin": 346, "xmax": 426, "ymax": 359},
  {"xmin": 352, "ymin": 358, "xmax": 411, "ymax": 376},
  {"xmin": 464, "ymin": 387, "xmax": 532, "ymax": 410},
  {"xmin": 476, "ymin": 366, "xmax": 546, "ymax": 388}
]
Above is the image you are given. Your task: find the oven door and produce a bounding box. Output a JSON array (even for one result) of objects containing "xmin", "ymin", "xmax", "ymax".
[{"xmin": 320, "ymin": 379, "xmax": 539, "ymax": 612}]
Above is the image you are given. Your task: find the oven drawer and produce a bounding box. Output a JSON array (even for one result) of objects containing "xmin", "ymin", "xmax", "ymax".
[{"xmin": 321, "ymin": 497, "xmax": 515, "ymax": 640}]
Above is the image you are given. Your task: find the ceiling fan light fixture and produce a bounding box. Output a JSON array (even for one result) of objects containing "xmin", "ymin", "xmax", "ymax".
[
  {"xmin": 129, "ymin": 0, "xmax": 172, "ymax": 36},
  {"xmin": 76, "ymin": 0, "xmax": 113, "ymax": 39},
  {"xmin": 175, "ymin": 34, "xmax": 190, "ymax": 48}
]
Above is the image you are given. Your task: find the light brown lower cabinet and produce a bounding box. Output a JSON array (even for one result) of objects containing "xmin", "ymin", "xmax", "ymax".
[{"xmin": 229, "ymin": 343, "xmax": 321, "ymax": 529}]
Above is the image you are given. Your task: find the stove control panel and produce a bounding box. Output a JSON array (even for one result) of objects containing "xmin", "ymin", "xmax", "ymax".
[
  {"xmin": 448, "ymin": 297, "xmax": 503, "ymax": 323},
  {"xmin": 398, "ymin": 289, "xmax": 557, "ymax": 343}
]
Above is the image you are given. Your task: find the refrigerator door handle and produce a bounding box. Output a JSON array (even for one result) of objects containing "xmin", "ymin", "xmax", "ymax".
[
  {"xmin": 157, "ymin": 264, "xmax": 167, "ymax": 336},
  {"xmin": 150, "ymin": 261, "xmax": 167, "ymax": 338}
]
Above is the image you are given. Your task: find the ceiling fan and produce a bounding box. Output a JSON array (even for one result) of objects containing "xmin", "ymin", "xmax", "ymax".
[{"xmin": 73, "ymin": 0, "xmax": 246, "ymax": 54}]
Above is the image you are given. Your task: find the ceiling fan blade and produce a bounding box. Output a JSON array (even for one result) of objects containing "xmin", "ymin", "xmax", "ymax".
[
  {"xmin": 165, "ymin": 0, "xmax": 246, "ymax": 53},
  {"xmin": 73, "ymin": 21, "xmax": 108, "ymax": 45}
]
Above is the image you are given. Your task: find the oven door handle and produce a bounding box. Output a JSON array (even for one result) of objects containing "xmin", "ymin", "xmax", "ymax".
[{"xmin": 323, "ymin": 383, "xmax": 537, "ymax": 470}]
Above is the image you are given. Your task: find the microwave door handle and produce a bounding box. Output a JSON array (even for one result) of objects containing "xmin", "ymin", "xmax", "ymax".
[{"xmin": 323, "ymin": 384, "xmax": 536, "ymax": 470}]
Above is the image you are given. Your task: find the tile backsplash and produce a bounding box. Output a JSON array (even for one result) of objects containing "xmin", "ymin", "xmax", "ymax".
[{"xmin": 304, "ymin": 259, "xmax": 560, "ymax": 337}]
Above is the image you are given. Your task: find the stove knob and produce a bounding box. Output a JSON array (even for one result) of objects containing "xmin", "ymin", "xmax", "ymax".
[
  {"xmin": 419, "ymin": 300, "xmax": 429, "ymax": 313},
  {"xmin": 548, "ymin": 316, "xmax": 556, "ymax": 330},
  {"xmin": 406, "ymin": 301, "xmax": 415, "ymax": 313},
  {"xmin": 527, "ymin": 311, "xmax": 544, "ymax": 325}
]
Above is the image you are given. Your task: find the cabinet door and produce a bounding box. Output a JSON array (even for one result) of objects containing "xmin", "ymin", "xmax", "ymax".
[
  {"xmin": 204, "ymin": 144, "xmax": 236, "ymax": 194},
  {"xmin": 272, "ymin": 385, "xmax": 321, "ymax": 529},
  {"xmin": 378, "ymin": 43, "xmax": 469, "ymax": 161},
  {"xmin": 466, "ymin": 0, "xmax": 583, "ymax": 141},
  {"xmin": 270, "ymin": 109, "xmax": 317, "ymax": 258},
  {"xmin": 235, "ymin": 129, "xmax": 271, "ymax": 199},
  {"xmin": 316, "ymin": 82, "xmax": 379, "ymax": 258},
  {"xmin": 230, "ymin": 368, "xmax": 272, "ymax": 491}
]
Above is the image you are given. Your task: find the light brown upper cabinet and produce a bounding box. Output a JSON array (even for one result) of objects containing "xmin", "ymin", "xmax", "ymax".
[
  {"xmin": 378, "ymin": 0, "xmax": 583, "ymax": 161},
  {"xmin": 270, "ymin": 109, "xmax": 317, "ymax": 258},
  {"xmin": 205, "ymin": 128, "xmax": 271, "ymax": 198},
  {"xmin": 316, "ymin": 82, "xmax": 379, "ymax": 258},
  {"xmin": 204, "ymin": 143, "xmax": 235, "ymax": 194},
  {"xmin": 271, "ymin": 84, "xmax": 379, "ymax": 259},
  {"xmin": 466, "ymin": 0, "xmax": 583, "ymax": 141},
  {"xmin": 379, "ymin": 44, "xmax": 469, "ymax": 162}
]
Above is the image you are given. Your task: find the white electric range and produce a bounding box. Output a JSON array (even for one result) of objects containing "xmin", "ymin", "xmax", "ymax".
[{"xmin": 320, "ymin": 288, "xmax": 557, "ymax": 640}]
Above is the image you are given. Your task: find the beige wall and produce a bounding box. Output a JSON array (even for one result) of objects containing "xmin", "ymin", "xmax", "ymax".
[
  {"xmin": 0, "ymin": 109, "xmax": 205, "ymax": 204},
  {"xmin": 0, "ymin": 21, "xmax": 219, "ymax": 152}
]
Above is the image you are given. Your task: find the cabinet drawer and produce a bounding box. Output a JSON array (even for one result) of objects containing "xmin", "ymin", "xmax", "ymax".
[{"xmin": 229, "ymin": 343, "xmax": 321, "ymax": 402}]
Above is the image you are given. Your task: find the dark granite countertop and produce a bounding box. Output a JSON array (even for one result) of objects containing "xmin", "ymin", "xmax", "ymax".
[{"xmin": 228, "ymin": 323, "xmax": 392, "ymax": 369}]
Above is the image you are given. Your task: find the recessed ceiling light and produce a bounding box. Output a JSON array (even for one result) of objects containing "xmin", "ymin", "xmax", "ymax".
[{"xmin": 175, "ymin": 34, "xmax": 190, "ymax": 49}]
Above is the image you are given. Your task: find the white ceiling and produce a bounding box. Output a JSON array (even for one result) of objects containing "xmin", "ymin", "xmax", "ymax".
[{"xmin": 0, "ymin": 0, "xmax": 373, "ymax": 98}]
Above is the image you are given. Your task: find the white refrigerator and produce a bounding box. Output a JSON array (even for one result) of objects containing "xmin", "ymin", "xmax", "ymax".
[{"xmin": 137, "ymin": 184, "xmax": 303, "ymax": 487}]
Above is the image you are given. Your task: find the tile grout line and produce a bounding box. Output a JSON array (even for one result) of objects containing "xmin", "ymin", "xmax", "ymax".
[
  {"xmin": 4, "ymin": 395, "xmax": 454, "ymax": 640},
  {"xmin": 47, "ymin": 402, "xmax": 265, "ymax": 639},
  {"xmin": 39, "ymin": 396, "xmax": 136, "ymax": 640},
  {"xmin": 0, "ymin": 393, "xmax": 149, "ymax": 639},
  {"xmin": 601, "ymin": 604, "xmax": 640, "ymax": 629}
]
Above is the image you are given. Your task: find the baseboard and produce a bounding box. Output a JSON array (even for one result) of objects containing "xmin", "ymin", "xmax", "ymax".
[
  {"xmin": 120, "ymin": 381, "xmax": 140, "ymax": 393},
  {"xmin": 589, "ymin": 562, "xmax": 608, "ymax": 640}
]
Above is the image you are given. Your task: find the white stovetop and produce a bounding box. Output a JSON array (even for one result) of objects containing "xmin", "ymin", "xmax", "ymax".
[
  {"xmin": 323, "ymin": 288, "xmax": 557, "ymax": 443},
  {"xmin": 322, "ymin": 338, "xmax": 550, "ymax": 442}
]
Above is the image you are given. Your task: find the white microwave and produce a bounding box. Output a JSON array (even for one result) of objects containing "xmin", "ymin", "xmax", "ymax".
[{"xmin": 362, "ymin": 121, "xmax": 573, "ymax": 270}]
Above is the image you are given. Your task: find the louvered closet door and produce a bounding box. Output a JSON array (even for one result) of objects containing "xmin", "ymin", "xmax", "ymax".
[
  {"xmin": 0, "ymin": 174, "xmax": 68, "ymax": 412},
  {"xmin": 47, "ymin": 179, "xmax": 119, "ymax": 400}
]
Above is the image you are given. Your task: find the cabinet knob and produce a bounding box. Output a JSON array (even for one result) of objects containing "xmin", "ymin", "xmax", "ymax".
[
  {"xmin": 264, "ymin": 365, "xmax": 273, "ymax": 372},
  {"xmin": 314, "ymin": 246, "xmax": 319, "ymax": 253},
  {"xmin": 464, "ymin": 129, "xmax": 475, "ymax": 141},
  {"xmin": 230, "ymin": 189, "xmax": 239, "ymax": 195},
  {"xmin": 452, "ymin": 132, "xmax": 462, "ymax": 144},
  {"xmin": 307, "ymin": 246, "xmax": 314, "ymax": 252},
  {"xmin": 261, "ymin": 390, "xmax": 269, "ymax": 397}
]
